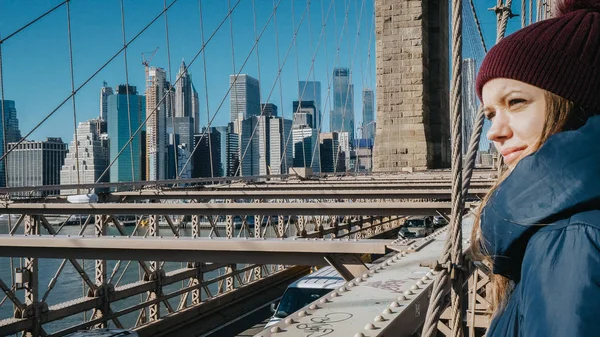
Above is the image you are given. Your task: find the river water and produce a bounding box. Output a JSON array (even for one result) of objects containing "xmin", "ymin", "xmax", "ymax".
[{"xmin": 0, "ymin": 218, "xmax": 293, "ymax": 335}]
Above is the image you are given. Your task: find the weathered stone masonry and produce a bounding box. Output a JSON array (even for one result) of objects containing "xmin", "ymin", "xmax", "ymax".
[{"xmin": 373, "ymin": 0, "xmax": 450, "ymax": 171}]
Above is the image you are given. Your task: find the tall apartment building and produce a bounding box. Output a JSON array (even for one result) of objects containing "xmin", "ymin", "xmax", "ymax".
[
  {"xmin": 192, "ymin": 84, "xmax": 200, "ymax": 133},
  {"xmin": 0, "ymin": 100, "xmax": 22, "ymax": 187},
  {"xmin": 268, "ymin": 117, "xmax": 293, "ymax": 175},
  {"xmin": 146, "ymin": 67, "xmax": 170, "ymax": 181},
  {"xmin": 320, "ymin": 132, "xmax": 345, "ymax": 173},
  {"xmin": 240, "ymin": 116, "xmax": 292, "ymax": 176},
  {"xmin": 362, "ymin": 88, "xmax": 375, "ymax": 140},
  {"xmin": 331, "ymin": 68, "xmax": 355, "ymax": 141},
  {"xmin": 100, "ymin": 82, "xmax": 113, "ymax": 122},
  {"xmin": 298, "ymin": 81, "xmax": 321, "ymax": 131},
  {"xmin": 194, "ymin": 130, "xmax": 222, "ymax": 178},
  {"xmin": 230, "ymin": 74, "xmax": 261, "ymax": 134},
  {"xmin": 60, "ymin": 119, "xmax": 109, "ymax": 194},
  {"xmin": 6, "ymin": 137, "xmax": 67, "ymax": 197},
  {"xmin": 108, "ymin": 85, "xmax": 145, "ymax": 182}
]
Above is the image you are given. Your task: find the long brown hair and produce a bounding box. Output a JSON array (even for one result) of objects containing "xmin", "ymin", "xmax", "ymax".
[{"xmin": 470, "ymin": 90, "xmax": 577, "ymax": 311}]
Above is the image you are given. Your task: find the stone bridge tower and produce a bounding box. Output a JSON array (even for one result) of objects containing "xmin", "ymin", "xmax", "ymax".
[{"xmin": 373, "ymin": 0, "xmax": 450, "ymax": 171}]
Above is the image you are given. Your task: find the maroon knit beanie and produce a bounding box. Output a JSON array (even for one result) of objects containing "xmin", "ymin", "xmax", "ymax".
[{"xmin": 476, "ymin": 0, "xmax": 600, "ymax": 111}]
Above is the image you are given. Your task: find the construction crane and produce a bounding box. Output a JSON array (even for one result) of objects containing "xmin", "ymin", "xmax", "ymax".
[{"xmin": 141, "ymin": 47, "xmax": 159, "ymax": 87}]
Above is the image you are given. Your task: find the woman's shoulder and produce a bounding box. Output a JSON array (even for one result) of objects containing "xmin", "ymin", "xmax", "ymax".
[{"xmin": 535, "ymin": 209, "xmax": 600, "ymax": 235}]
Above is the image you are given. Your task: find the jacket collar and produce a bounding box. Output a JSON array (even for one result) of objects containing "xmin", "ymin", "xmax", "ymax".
[{"xmin": 481, "ymin": 115, "xmax": 600, "ymax": 281}]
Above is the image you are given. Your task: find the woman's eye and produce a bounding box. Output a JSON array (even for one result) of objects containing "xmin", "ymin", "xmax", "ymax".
[
  {"xmin": 508, "ymin": 98, "xmax": 526, "ymax": 106},
  {"xmin": 484, "ymin": 110, "xmax": 495, "ymax": 120}
]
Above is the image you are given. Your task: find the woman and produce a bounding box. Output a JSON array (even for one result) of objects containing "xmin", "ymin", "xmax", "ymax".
[{"xmin": 472, "ymin": 0, "xmax": 600, "ymax": 336}]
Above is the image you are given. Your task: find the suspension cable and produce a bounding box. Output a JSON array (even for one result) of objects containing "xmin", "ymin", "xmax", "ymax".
[
  {"xmin": 291, "ymin": 0, "xmax": 309, "ymax": 171},
  {"xmin": 164, "ymin": 0, "xmax": 178, "ymax": 180},
  {"xmin": 120, "ymin": 0, "xmax": 136, "ymax": 184},
  {"xmin": 0, "ymin": 30, "xmax": 8, "ymax": 188},
  {"xmin": 0, "ymin": 1, "xmax": 67, "ymax": 45},
  {"xmin": 98, "ymin": 0, "xmax": 240, "ymax": 183},
  {"xmin": 0, "ymin": 0, "xmax": 181, "ymax": 165},
  {"xmin": 277, "ymin": 0, "xmax": 336, "ymax": 174},
  {"xmin": 198, "ymin": 0, "xmax": 214, "ymax": 178},
  {"xmin": 233, "ymin": 0, "xmax": 308, "ymax": 177},
  {"xmin": 179, "ymin": 0, "xmax": 282, "ymax": 179},
  {"xmin": 65, "ymin": 0, "xmax": 81, "ymax": 192}
]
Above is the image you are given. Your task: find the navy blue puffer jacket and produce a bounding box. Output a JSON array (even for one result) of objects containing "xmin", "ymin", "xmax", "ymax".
[{"xmin": 481, "ymin": 115, "xmax": 600, "ymax": 337}]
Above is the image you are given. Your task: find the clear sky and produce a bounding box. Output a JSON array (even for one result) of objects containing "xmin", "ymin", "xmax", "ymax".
[{"xmin": 0, "ymin": 0, "xmax": 524, "ymax": 144}]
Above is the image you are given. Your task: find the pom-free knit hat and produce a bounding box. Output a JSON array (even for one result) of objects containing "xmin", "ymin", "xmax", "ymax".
[{"xmin": 476, "ymin": 0, "xmax": 600, "ymax": 110}]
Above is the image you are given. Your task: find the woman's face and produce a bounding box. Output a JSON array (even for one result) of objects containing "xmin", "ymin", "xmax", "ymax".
[{"xmin": 482, "ymin": 78, "xmax": 546, "ymax": 169}]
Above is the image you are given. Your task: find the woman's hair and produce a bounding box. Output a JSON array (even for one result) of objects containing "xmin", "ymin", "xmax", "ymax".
[{"xmin": 470, "ymin": 90, "xmax": 579, "ymax": 311}]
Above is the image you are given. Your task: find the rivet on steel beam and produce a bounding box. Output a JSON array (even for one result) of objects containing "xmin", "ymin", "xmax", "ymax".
[
  {"xmin": 383, "ymin": 308, "xmax": 394, "ymax": 315},
  {"xmin": 270, "ymin": 326, "xmax": 283, "ymax": 333},
  {"xmin": 365, "ymin": 323, "xmax": 376, "ymax": 330},
  {"xmin": 362, "ymin": 273, "xmax": 370, "ymax": 278},
  {"xmin": 390, "ymin": 301, "xmax": 401, "ymax": 308},
  {"xmin": 348, "ymin": 281, "xmax": 355, "ymax": 287},
  {"xmin": 426, "ymin": 271, "xmax": 435, "ymax": 278},
  {"xmin": 298, "ymin": 310, "xmax": 308, "ymax": 317},
  {"xmin": 309, "ymin": 304, "xmax": 319, "ymax": 310},
  {"xmin": 331, "ymin": 291, "xmax": 340, "ymax": 297},
  {"xmin": 319, "ymin": 298, "xmax": 330, "ymax": 304},
  {"xmin": 417, "ymin": 280, "xmax": 425, "ymax": 286},
  {"xmin": 374, "ymin": 315, "xmax": 386, "ymax": 322},
  {"xmin": 285, "ymin": 318, "xmax": 296, "ymax": 324},
  {"xmin": 338, "ymin": 287, "xmax": 347, "ymax": 292},
  {"xmin": 422, "ymin": 276, "xmax": 430, "ymax": 281},
  {"xmin": 411, "ymin": 285, "xmax": 419, "ymax": 290},
  {"xmin": 354, "ymin": 333, "xmax": 366, "ymax": 337},
  {"xmin": 404, "ymin": 290, "xmax": 413, "ymax": 295}
]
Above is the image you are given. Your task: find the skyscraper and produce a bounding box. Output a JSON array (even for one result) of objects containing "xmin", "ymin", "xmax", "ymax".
[
  {"xmin": 175, "ymin": 61, "xmax": 193, "ymax": 118},
  {"xmin": 192, "ymin": 84, "xmax": 200, "ymax": 133},
  {"xmin": 269, "ymin": 117, "xmax": 293, "ymax": 175},
  {"xmin": 194, "ymin": 125, "xmax": 236, "ymax": 177},
  {"xmin": 362, "ymin": 88, "xmax": 375, "ymax": 140},
  {"xmin": 230, "ymin": 74, "xmax": 261, "ymax": 134},
  {"xmin": 146, "ymin": 67, "xmax": 170, "ymax": 181},
  {"xmin": 292, "ymin": 128, "xmax": 320, "ymax": 173},
  {"xmin": 260, "ymin": 103, "xmax": 278, "ymax": 117},
  {"xmin": 108, "ymin": 85, "xmax": 145, "ymax": 182},
  {"xmin": 331, "ymin": 68, "xmax": 355, "ymax": 141},
  {"xmin": 60, "ymin": 119, "xmax": 109, "ymax": 194},
  {"xmin": 298, "ymin": 81, "xmax": 321, "ymax": 130},
  {"xmin": 100, "ymin": 82, "xmax": 113, "ymax": 122},
  {"xmin": 0, "ymin": 100, "xmax": 22, "ymax": 187},
  {"xmin": 292, "ymin": 100, "xmax": 320, "ymax": 173},
  {"xmin": 240, "ymin": 116, "xmax": 292, "ymax": 176},
  {"xmin": 292, "ymin": 100, "xmax": 317, "ymax": 128},
  {"xmin": 241, "ymin": 116, "xmax": 268, "ymax": 176},
  {"xmin": 6, "ymin": 137, "xmax": 67, "ymax": 197},
  {"xmin": 194, "ymin": 129, "xmax": 222, "ymax": 178},
  {"xmin": 462, "ymin": 59, "xmax": 478, "ymax": 155}
]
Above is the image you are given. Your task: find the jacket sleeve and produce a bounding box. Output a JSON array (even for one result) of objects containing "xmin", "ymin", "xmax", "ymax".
[{"xmin": 520, "ymin": 222, "xmax": 600, "ymax": 337}]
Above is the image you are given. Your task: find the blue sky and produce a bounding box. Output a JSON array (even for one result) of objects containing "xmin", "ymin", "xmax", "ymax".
[{"xmin": 0, "ymin": 0, "xmax": 524, "ymax": 144}]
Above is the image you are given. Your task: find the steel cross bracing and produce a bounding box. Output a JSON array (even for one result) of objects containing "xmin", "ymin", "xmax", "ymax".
[
  {"xmin": 0, "ymin": 207, "xmax": 406, "ymax": 336},
  {"xmin": 256, "ymin": 218, "xmax": 474, "ymax": 337}
]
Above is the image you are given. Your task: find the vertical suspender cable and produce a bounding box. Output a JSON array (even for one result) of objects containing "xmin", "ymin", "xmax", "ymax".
[
  {"xmin": 119, "ymin": 0, "xmax": 136, "ymax": 184},
  {"xmin": 198, "ymin": 0, "xmax": 214, "ymax": 178},
  {"xmin": 66, "ymin": 0, "xmax": 81, "ymax": 191}
]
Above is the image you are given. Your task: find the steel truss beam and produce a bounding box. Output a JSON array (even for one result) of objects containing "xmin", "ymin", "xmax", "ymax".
[
  {"xmin": 0, "ymin": 236, "xmax": 390, "ymax": 266},
  {"xmin": 0, "ymin": 201, "xmax": 468, "ymax": 216},
  {"xmin": 107, "ymin": 189, "xmax": 489, "ymax": 201}
]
